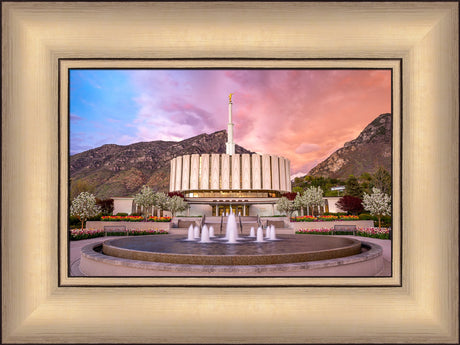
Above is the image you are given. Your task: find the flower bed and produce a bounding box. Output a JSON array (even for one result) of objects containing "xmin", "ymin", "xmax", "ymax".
[
  {"xmin": 291, "ymin": 215, "xmax": 359, "ymax": 222},
  {"xmin": 70, "ymin": 228, "xmax": 105, "ymax": 240},
  {"xmin": 339, "ymin": 215, "xmax": 360, "ymax": 220},
  {"xmin": 296, "ymin": 228, "xmax": 332, "ymax": 234},
  {"xmin": 104, "ymin": 229, "xmax": 169, "ymax": 236},
  {"xmin": 355, "ymin": 227, "xmax": 391, "ymax": 240},
  {"xmin": 147, "ymin": 216, "xmax": 172, "ymax": 222},
  {"xmin": 295, "ymin": 227, "xmax": 391, "ymax": 240},
  {"xmin": 101, "ymin": 216, "xmax": 171, "ymax": 222},
  {"xmin": 70, "ymin": 228, "xmax": 169, "ymax": 241}
]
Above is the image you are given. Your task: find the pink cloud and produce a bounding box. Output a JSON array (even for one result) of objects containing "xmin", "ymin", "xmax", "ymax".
[
  {"xmin": 225, "ymin": 70, "xmax": 391, "ymax": 175},
  {"xmin": 295, "ymin": 143, "xmax": 320, "ymax": 154},
  {"xmin": 127, "ymin": 69, "xmax": 391, "ymax": 176}
]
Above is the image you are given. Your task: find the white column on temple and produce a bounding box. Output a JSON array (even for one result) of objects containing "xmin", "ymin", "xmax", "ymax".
[{"xmin": 226, "ymin": 94, "xmax": 235, "ymax": 155}]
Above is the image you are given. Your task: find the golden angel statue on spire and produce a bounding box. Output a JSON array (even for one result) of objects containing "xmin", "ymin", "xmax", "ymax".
[{"xmin": 229, "ymin": 93, "xmax": 234, "ymax": 102}]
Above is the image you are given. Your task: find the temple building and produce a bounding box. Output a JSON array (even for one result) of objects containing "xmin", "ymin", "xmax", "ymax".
[{"xmin": 169, "ymin": 94, "xmax": 292, "ymax": 217}]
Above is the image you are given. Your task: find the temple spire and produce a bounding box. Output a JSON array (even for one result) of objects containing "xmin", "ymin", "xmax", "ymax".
[{"xmin": 226, "ymin": 93, "xmax": 235, "ymax": 155}]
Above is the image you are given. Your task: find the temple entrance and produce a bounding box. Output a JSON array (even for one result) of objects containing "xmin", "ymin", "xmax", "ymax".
[{"xmin": 213, "ymin": 204, "xmax": 249, "ymax": 216}]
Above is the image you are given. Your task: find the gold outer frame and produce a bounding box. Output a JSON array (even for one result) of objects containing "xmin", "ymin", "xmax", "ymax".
[{"xmin": 2, "ymin": 2, "xmax": 458, "ymax": 344}]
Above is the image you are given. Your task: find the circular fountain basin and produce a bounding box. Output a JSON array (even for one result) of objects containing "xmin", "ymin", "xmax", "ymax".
[{"xmin": 102, "ymin": 234, "xmax": 362, "ymax": 265}]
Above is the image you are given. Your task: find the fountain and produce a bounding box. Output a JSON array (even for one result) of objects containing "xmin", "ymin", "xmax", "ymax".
[
  {"xmin": 209, "ymin": 226, "xmax": 215, "ymax": 238},
  {"xmin": 255, "ymin": 227, "xmax": 264, "ymax": 243},
  {"xmin": 225, "ymin": 212, "xmax": 239, "ymax": 244},
  {"xmin": 265, "ymin": 226, "xmax": 270, "ymax": 239},
  {"xmin": 199, "ymin": 225, "xmax": 211, "ymax": 243},
  {"xmin": 269, "ymin": 225, "xmax": 277, "ymax": 240},
  {"xmin": 193, "ymin": 226, "xmax": 200, "ymax": 239},
  {"xmin": 186, "ymin": 224, "xmax": 195, "ymax": 241},
  {"xmin": 80, "ymin": 213, "xmax": 384, "ymax": 276},
  {"xmin": 248, "ymin": 227, "xmax": 255, "ymax": 238}
]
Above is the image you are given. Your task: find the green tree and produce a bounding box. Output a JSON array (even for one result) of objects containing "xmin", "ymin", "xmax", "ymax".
[
  {"xmin": 292, "ymin": 186, "xmax": 303, "ymax": 194},
  {"xmin": 70, "ymin": 192, "xmax": 101, "ymax": 231},
  {"xmin": 294, "ymin": 177, "xmax": 303, "ymax": 185},
  {"xmin": 362, "ymin": 187, "xmax": 391, "ymax": 229},
  {"xmin": 345, "ymin": 175, "xmax": 363, "ymax": 198},
  {"xmin": 371, "ymin": 167, "xmax": 392, "ymax": 196},
  {"xmin": 133, "ymin": 185, "xmax": 157, "ymax": 220},
  {"xmin": 360, "ymin": 172, "xmax": 372, "ymax": 181}
]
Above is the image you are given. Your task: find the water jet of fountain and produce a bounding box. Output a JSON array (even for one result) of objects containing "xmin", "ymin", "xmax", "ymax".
[
  {"xmin": 194, "ymin": 226, "xmax": 200, "ymax": 239},
  {"xmin": 269, "ymin": 225, "xmax": 277, "ymax": 240},
  {"xmin": 186, "ymin": 224, "xmax": 195, "ymax": 241},
  {"xmin": 265, "ymin": 226, "xmax": 270, "ymax": 239},
  {"xmin": 209, "ymin": 226, "xmax": 215, "ymax": 238},
  {"xmin": 256, "ymin": 227, "xmax": 264, "ymax": 242},
  {"xmin": 200, "ymin": 225, "xmax": 212, "ymax": 243},
  {"xmin": 226, "ymin": 211, "xmax": 239, "ymax": 244},
  {"xmin": 249, "ymin": 227, "xmax": 255, "ymax": 237}
]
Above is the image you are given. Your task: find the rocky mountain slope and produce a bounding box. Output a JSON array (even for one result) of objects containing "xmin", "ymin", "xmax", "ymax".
[
  {"xmin": 70, "ymin": 130, "xmax": 252, "ymax": 199},
  {"xmin": 308, "ymin": 113, "xmax": 392, "ymax": 179}
]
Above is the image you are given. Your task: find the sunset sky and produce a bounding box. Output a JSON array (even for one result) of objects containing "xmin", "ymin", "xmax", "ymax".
[{"xmin": 70, "ymin": 69, "xmax": 392, "ymax": 178}]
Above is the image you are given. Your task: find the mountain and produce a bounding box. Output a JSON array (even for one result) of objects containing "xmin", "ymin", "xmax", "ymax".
[
  {"xmin": 70, "ymin": 130, "xmax": 252, "ymax": 199},
  {"xmin": 307, "ymin": 113, "xmax": 392, "ymax": 179}
]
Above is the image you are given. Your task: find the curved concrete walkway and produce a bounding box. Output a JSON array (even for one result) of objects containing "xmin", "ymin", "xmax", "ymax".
[{"xmin": 70, "ymin": 235, "xmax": 392, "ymax": 277}]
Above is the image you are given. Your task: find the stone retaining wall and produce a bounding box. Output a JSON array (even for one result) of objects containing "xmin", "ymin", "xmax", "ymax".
[
  {"xmin": 171, "ymin": 217, "xmax": 203, "ymax": 228},
  {"xmin": 290, "ymin": 220, "xmax": 375, "ymax": 231},
  {"xmin": 86, "ymin": 221, "xmax": 171, "ymax": 231}
]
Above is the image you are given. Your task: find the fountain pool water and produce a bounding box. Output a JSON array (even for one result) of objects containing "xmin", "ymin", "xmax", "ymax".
[{"xmin": 100, "ymin": 234, "xmax": 364, "ymax": 266}]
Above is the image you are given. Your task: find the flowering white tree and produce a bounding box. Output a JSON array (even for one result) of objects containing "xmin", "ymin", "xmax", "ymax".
[
  {"xmin": 155, "ymin": 192, "xmax": 171, "ymax": 216},
  {"xmin": 293, "ymin": 193, "xmax": 305, "ymax": 216},
  {"xmin": 362, "ymin": 187, "xmax": 391, "ymax": 229},
  {"xmin": 309, "ymin": 186, "xmax": 325, "ymax": 215},
  {"xmin": 133, "ymin": 185, "xmax": 157, "ymax": 219},
  {"xmin": 167, "ymin": 195, "xmax": 188, "ymax": 217},
  {"xmin": 70, "ymin": 192, "xmax": 101, "ymax": 231},
  {"xmin": 276, "ymin": 197, "xmax": 297, "ymax": 218},
  {"xmin": 294, "ymin": 186, "xmax": 325, "ymax": 216}
]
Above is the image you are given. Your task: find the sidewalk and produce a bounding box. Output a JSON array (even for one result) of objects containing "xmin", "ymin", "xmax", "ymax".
[
  {"xmin": 70, "ymin": 236, "xmax": 120, "ymax": 276},
  {"xmin": 335, "ymin": 235, "xmax": 392, "ymax": 276}
]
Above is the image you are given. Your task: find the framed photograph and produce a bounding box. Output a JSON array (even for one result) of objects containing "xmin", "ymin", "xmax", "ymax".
[
  {"xmin": 63, "ymin": 62, "xmax": 400, "ymax": 285},
  {"xmin": 2, "ymin": 2, "xmax": 458, "ymax": 343}
]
